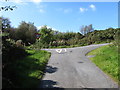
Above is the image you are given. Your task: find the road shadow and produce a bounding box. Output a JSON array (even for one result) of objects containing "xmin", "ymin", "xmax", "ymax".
[
  {"xmin": 40, "ymin": 80, "xmax": 63, "ymax": 88},
  {"xmin": 78, "ymin": 61, "xmax": 84, "ymax": 63},
  {"xmin": 45, "ymin": 65, "xmax": 58, "ymax": 74},
  {"xmin": 58, "ymin": 52, "xmax": 67, "ymax": 54}
]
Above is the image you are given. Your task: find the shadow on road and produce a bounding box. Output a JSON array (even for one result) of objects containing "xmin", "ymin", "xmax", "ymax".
[
  {"xmin": 45, "ymin": 65, "xmax": 58, "ymax": 74},
  {"xmin": 40, "ymin": 80, "xmax": 63, "ymax": 88},
  {"xmin": 58, "ymin": 52, "xmax": 67, "ymax": 54},
  {"xmin": 78, "ymin": 61, "xmax": 84, "ymax": 63}
]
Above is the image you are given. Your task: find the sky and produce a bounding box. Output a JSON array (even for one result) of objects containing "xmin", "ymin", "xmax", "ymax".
[{"xmin": 0, "ymin": 1, "xmax": 118, "ymax": 32}]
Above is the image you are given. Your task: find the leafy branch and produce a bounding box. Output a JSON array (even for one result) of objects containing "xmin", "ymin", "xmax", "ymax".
[
  {"xmin": 0, "ymin": 6, "xmax": 17, "ymax": 11},
  {"xmin": 0, "ymin": 0, "xmax": 17, "ymax": 11}
]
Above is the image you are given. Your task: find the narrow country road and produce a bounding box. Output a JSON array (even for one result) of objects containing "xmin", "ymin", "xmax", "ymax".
[{"xmin": 39, "ymin": 43, "xmax": 118, "ymax": 88}]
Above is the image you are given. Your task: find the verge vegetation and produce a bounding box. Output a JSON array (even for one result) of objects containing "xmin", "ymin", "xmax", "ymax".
[
  {"xmin": 3, "ymin": 48, "xmax": 51, "ymax": 88},
  {"xmin": 87, "ymin": 44, "xmax": 119, "ymax": 84}
]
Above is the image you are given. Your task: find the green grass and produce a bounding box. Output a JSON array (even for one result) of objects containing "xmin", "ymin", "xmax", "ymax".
[
  {"xmin": 12, "ymin": 49, "xmax": 51, "ymax": 88},
  {"xmin": 87, "ymin": 45, "xmax": 119, "ymax": 83},
  {"xmin": 46, "ymin": 44, "xmax": 83, "ymax": 49}
]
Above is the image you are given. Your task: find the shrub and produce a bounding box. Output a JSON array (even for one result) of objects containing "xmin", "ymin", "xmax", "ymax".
[{"xmin": 113, "ymin": 30, "xmax": 120, "ymax": 47}]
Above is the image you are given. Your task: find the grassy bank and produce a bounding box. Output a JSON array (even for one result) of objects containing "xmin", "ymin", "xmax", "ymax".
[
  {"xmin": 48, "ymin": 45, "xmax": 80, "ymax": 48},
  {"xmin": 4, "ymin": 49, "xmax": 51, "ymax": 88},
  {"xmin": 87, "ymin": 45, "xmax": 119, "ymax": 83}
]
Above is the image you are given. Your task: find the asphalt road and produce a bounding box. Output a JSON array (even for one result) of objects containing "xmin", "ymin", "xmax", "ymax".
[{"xmin": 39, "ymin": 43, "xmax": 118, "ymax": 88}]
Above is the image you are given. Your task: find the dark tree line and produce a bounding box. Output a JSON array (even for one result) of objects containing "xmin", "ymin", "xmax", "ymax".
[
  {"xmin": 1, "ymin": 17, "xmax": 37, "ymax": 45},
  {"xmin": 35, "ymin": 25, "xmax": 119, "ymax": 48},
  {"xmin": 2, "ymin": 17, "xmax": 37, "ymax": 88}
]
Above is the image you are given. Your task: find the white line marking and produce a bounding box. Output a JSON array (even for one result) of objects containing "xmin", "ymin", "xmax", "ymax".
[
  {"xmin": 56, "ymin": 49, "xmax": 62, "ymax": 53},
  {"xmin": 64, "ymin": 49, "xmax": 67, "ymax": 52}
]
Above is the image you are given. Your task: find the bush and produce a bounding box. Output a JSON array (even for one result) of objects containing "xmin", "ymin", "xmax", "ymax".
[
  {"xmin": 113, "ymin": 30, "xmax": 120, "ymax": 47},
  {"xmin": 2, "ymin": 38, "xmax": 28, "ymax": 88},
  {"xmin": 2, "ymin": 40, "xmax": 27, "ymax": 64}
]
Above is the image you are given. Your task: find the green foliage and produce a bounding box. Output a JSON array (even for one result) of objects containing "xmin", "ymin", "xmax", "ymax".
[
  {"xmin": 2, "ymin": 16, "xmax": 118, "ymax": 49},
  {"xmin": 1, "ymin": 32, "xmax": 9, "ymax": 37},
  {"xmin": 38, "ymin": 25, "xmax": 54, "ymax": 48},
  {"xmin": 2, "ymin": 39, "xmax": 27, "ymax": 64},
  {"xmin": 113, "ymin": 29, "xmax": 120, "ymax": 46},
  {"xmin": 2, "ymin": 38, "xmax": 28, "ymax": 88},
  {"xmin": 3, "ymin": 49, "xmax": 51, "ymax": 88},
  {"xmin": 39, "ymin": 31, "xmax": 83, "ymax": 48},
  {"xmin": 32, "ymin": 40, "xmax": 43, "ymax": 49},
  {"xmin": 1, "ymin": 17, "xmax": 11, "ymax": 32},
  {"xmin": 34, "ymin": 27, "xmax": 119, "ymax": 48},
  {"xmin": 16, "ymin": 21, "xmax": 37, "ymax": 45},
  {"xmin": 87, "ymin": 45, "xmax": 119, "ymax": 83},
  {"xmin": 1, "ymin": 17, "xmax": 37, "ymax": 45},
  {"xmin": 79, "ymin": 28, "xmax": 119, "ymax": 46}
]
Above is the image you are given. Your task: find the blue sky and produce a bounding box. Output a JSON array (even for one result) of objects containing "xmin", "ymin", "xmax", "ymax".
[{"xmin": 1, "ymin": 1, "xmax": 118, "ymax": 32}]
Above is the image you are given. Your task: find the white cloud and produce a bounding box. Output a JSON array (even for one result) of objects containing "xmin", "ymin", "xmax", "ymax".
[
  {"xmin": 79, "ymin": 8, "xmax": 88, "ymax": 13},
  {"xmin": 56, "ymin": 8, "xmax": 72, "ymax": 13},
  {"xmin": 8, "ymin": 0, "xmax": 42, "ymax": 4},
  {"xmin": 38, "ymin": 4, "xmax": 47, "ymax": 8},
  {"xmin": 63, "ymin": 9, "xmax": 72, "ymax": 13},
  {"xmin": 37, "ymin": 26, "xmax": 43, "ymax": 30},
  {"xmin": 39, "ymin": 9, "xmax": 45, "ymax": 13},
  {"xmin": 36, "ymin": 3, "xmax": 47, "ymax": 13},
  {"xmin": 30, "ymin": 0, "xmax": 42, "ymax": 4},
  {"xmin": 37, "ymin": 25, "xmax": 58, "ymax": 31},
  {"xmin": 79, "ymin": 4, "xmax": 96, "ymax": 13},
  {"xmin": 89, "ymin": 4, "xmax": 96, "ymax": 11},
  {"xmin": 9, "ymin": 0, "xmax": 23, "ymax": 4}
]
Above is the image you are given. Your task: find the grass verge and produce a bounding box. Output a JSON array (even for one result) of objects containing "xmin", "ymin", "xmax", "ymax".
[
  {"xmin": 12, "ymin": 49, "xmax": 51, "ymax": 88},
  {"xmin": 87, "ymin": 45, "xmax": 119, "ymax": 84},
  {"xmin": 49, "ymin": 45, "xmax": 80, "ymax": 48}
]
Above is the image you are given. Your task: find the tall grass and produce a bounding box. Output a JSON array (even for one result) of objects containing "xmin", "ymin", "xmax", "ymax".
[
  {"xmin": 3, "ymin": 49, "xmax": 51, "ymax": 88},
  {"xmin": 87, "ymin": 45, "xmax": 119, "ymax": 83}
]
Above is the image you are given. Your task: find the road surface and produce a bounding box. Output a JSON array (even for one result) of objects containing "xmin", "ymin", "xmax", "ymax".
[{"xmin": 39, "ymin": 43, "xmax": 118, "ymax": 88}]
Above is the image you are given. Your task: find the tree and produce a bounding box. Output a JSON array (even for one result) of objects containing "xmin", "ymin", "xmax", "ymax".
[
  {"xmin": 39, "ymin": 25, "xmax": 54, "ymax": 47},
  {"xmin": 80, "ymin": 25, "xmax": 84, "ymax": 35},
  {"xmin": 1, "ymin": 17, "xmax": 11, "ymax": 32},
  {"xmin": 75, "ymin": 32, "xmax": 83, "ymax": 39},
  {"xmin": 1, "ymin": 17, "xmax": 28, "ymax": 88},
  {"xmin": 80, "ymin": 24, "xmax": 94, "ymax": 35},
  {"xmin": 113, "ymin": 29, "xmax": 120, "ymax": 46},
  {"xmin": 16, "ymin": 21, "xmax": 37, "ymax": 45},
  {"xmin": 87, "ymin": 24, "xmax": 94, "ymax": 32},
  {"xmin": 84, "ymin": 25, "xmax": 88, "ymax": 35}
]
